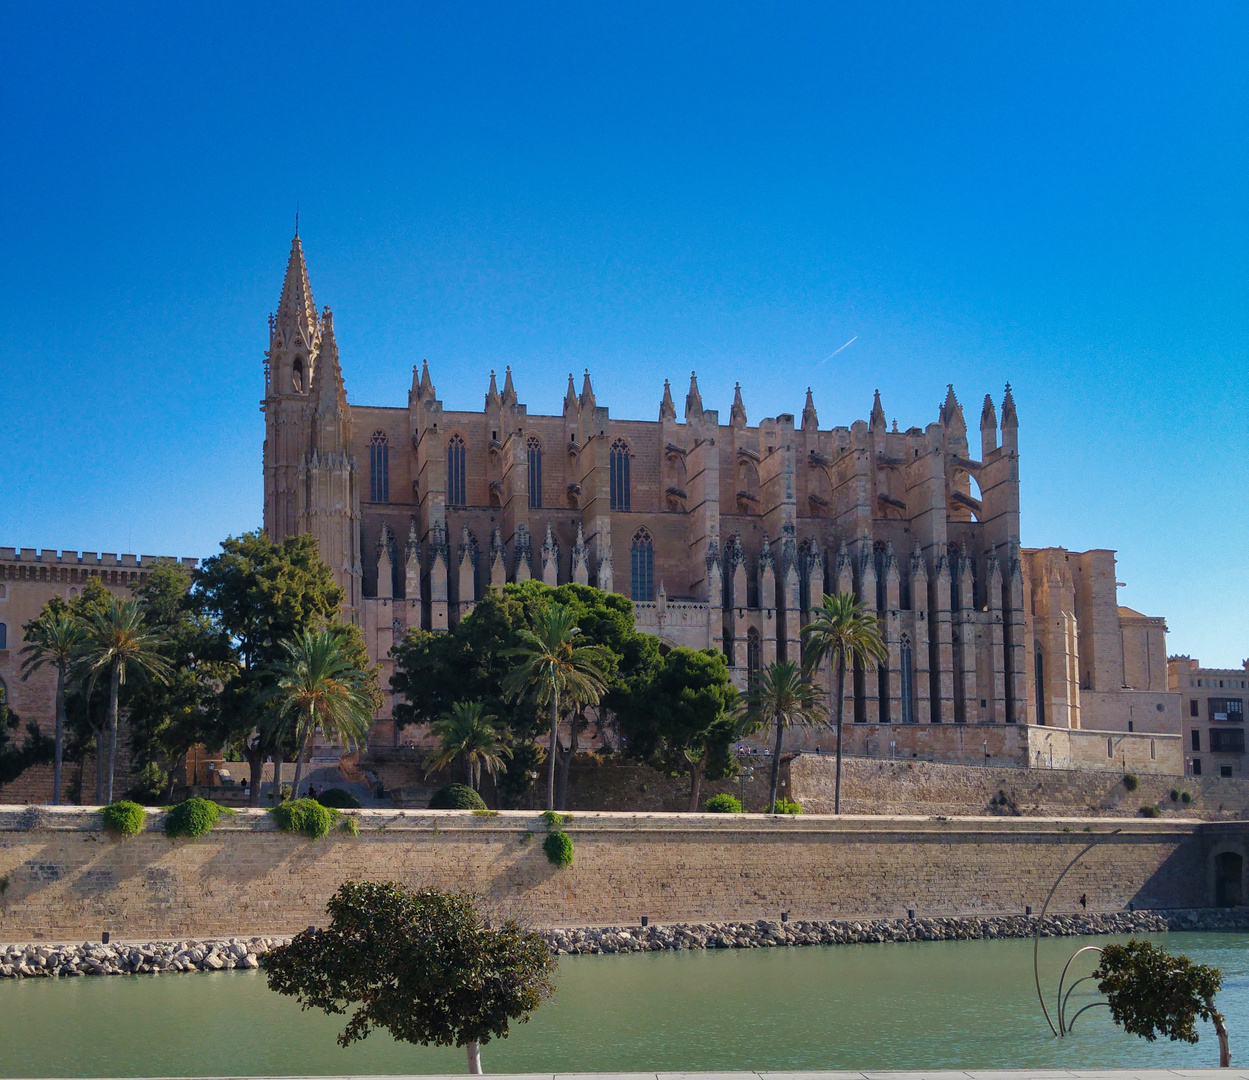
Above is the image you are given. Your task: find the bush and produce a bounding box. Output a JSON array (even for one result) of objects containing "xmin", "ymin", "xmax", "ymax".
[
  {"xmin": 543, "ymin": 830, "xmax": 573, "ymax": 867},
  {"xmin": 771, "ymin": 797, "xmax": 802, "ymax": 815},
  {"xmin": 1181, "ymin": 791, "xmax": 1193, "ymax": 805},
  {"xmin": 102, "ymin": 800, "xmax": 146, "ymax": 837},
  {"xmin": 165, "ymin": 797, "xmax": 222, "ymax": 839},
  {"xmin": 540, "ymin": 809, "xmax": 567, "ymax": 828},
  {"xmin": 316, "ymin": 787, "xmax": 362, "ymax": 810},
  {"xmin": 338, "ymin": 815, "xmax": 360, "ymax": 837},
  {"xmin": 1139, "ymin": 805, "xmax": 1162, "ymax": 818},
  {"xmin": 124, "ymin": 762, "xmax": 169, "ymax": 806},
  {"xmin": 1171, "ymin": 788, "xmax": 1181, "ymax": 803},
  {"xmin": 1123, "ymin": 773, "xmax": 1140, "ymax": 792},
  {"xmin": 705, "ymin": 793, "xmax": 743, "ymax": 813},
  {"xmin": 273, "ymin": 798, "xmax": 339, "ymax": 840},
  {"xmin": 428, "ymin": 784, "xmax": 486, "ymax": 810}
]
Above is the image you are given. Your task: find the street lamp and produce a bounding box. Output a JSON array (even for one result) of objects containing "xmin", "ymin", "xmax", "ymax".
[{"xmin": 739, "ymin": 763, "xmax": 755, "ymax": 811}]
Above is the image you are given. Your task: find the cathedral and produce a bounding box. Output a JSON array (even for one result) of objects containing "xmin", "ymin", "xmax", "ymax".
[{"xmin": 262, "ymin": 235, "xmax": 1183, "ymax": 772}]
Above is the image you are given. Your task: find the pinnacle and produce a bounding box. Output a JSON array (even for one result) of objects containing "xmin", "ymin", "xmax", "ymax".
[
  {"xmin": 580, "ymin": 369, "xmax": 595, "ymax": 410},
  {"xmin": 486, "ymin": 369, "xmax": 500, "ymax": 406},
  {"xmin": 870, "ymin": 388, "xmax": 886, "ymax": 428},
  {"xmin": 731, "ymin": 382, "xmax": 747, "ymax": 427},
  {"xmin": 276, "ymin": 234, "xmax": 318, "ymax": 346},
  {"xmin": 501, "ymin": 365, "xmax": 517, "ymax": 406},
  {"xmin": 1002, "ymin": 382, "xmax": 1018, "ymax": 427},
  {"xmin": 981, "ymin": 393, "xmax": 997, "ymax": 427},
  {"xmin": 660, "ymin": 378, "xmax": 676, "ymax": 421},
  {"xmin": 685, "ymin": 370, "xmax": 703, "ymax": 419}
]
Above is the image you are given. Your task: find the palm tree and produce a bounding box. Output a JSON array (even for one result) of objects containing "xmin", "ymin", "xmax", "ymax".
[
  {"xmin": 739, "ymin": 660, "xmax": 827, "ymax": 813},
  {"xmin": 20, "ymin": 608, "xmax": 86, "ymax": 804},
  {"xmin": 77, "ymin": 597, "xmax": 172, "ymax": 804},
  {"xmin": 266, "ymin": 628, "xmax": 377, "ymax": 800},
  {"xmin": 424, "ymin": 701, "xmax": 513, "ymax": 792},
  {"xmin": 802, "ymin": 592, "xmax": 890, "ymax": 813},
  {"xmin": 502, "ymin": 602, "xmax": 609, "ymax": 811}
]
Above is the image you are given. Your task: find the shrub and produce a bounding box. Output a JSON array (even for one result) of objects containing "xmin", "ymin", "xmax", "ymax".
[
  {"xmin": 1182, "ymin": 791, "xmax": 1193, "ymax": 805},
  {"xmin": 338, "ymin": 815, "xmax": 360, "ymax": 837},
  {"xmin": 1139, "ymin": 805, "xmax": 1162, "ymax": 818},
  {"xmin": 273, "ymin": 798, "xmax": 339, "ymax": 840},
  {"xmin": 165, "ymin": 797, "xmax": 222, "ymax": 839},
  {"xmin": 540, "ymin": 809, "xmax": 568, "ymax": 828},
  {"xmin": 428, "ymin": 784, "xmax": 487, "ymax": 810},
  {"xmin": 543, "ymin": 831, "xmax": 573, "ymax": 867},
  {"xmin": 771, "ymin": 797, "xmax": 802, "ymax": 815},
  {"xmin": 705, "ymin": 793, "xmax": 743, "ymax": 813},
  {"xmin": 316, "ymin": 787, "xmax": 362, "ymax": 810},
  {"xmin": 102, "ymin": 800, "xmax": 146, "ymax": 837},
  {"xmin": 124, "ymin": 762, "xmax": 170, "ymax": 806},
  {"xmin": 1171, "ymin": 788, "xmax": 1181, "ymax": 803},
  {"xmin": 1123, "ymin": 773, "xmax": 1140, "ymax": 792}
]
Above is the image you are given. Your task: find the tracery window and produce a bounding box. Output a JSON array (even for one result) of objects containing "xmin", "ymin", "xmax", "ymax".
[
  {"xmin": 527, "ymin": 436, "xmax": 542, "ymax": 509},
  {"xmin": 447, "ymin": 434, "xmax": 467, "ymax": 507},
  {"xmin": 899, "ymin": 635, "xmax": 914, "ymax": 724},
  {"xmin": 610, "ymin": 439, "xmax": 631, "ymax": 512},
  {"xmin": 630, "ymin": 528, "xmax": 654, "ymax": 602},
  {"xmin": 370, "ymin": 431, "xmax": 390, "ymax": 503},
  {"xmin": 746, "ymin": 627, "xmax": 761, "ymax": 689}
]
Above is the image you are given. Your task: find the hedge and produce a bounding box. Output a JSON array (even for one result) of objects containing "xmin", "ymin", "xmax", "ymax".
[{"xmin": 428, "ymin": 784, "xmax": 486, "ymax": 810}]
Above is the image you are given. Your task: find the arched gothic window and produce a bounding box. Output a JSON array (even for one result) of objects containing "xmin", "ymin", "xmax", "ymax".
[
  {"xmin": 447, "ymin": 435, "xmax": 467, "ymax": 507},
  {"xmin": 899, "ymin": 634, "xmax": 914, "ymax": 724},
  {"xmin": 527, "ymin": 436, "xmax": 542, "ymax": 509},
  {"xmin": 370, "ymin": 431, "xmax": 390, "ymax": 503},
  {"xmin": 746, "ymin": 627, "xmax": 761, "ymax": 689},
  {"xmin": 292, "ymin": 357, "xmax": 304, "ymax": 393},
  {"xmin": 630, "ymin": 528, "xmax": 654, "ymax": 601},
  {"xmin": 610, "ymin": 439, "xmax": 631, "ymax": 512},
  {"xmin": 0, "ymin": 623, "xmax": 7, "ymax": 651}
]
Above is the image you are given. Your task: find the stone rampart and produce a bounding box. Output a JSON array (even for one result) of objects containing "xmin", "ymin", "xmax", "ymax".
[{"xmin": 0, "ymin": 806, "xmax": 1243, "ymax": 942}]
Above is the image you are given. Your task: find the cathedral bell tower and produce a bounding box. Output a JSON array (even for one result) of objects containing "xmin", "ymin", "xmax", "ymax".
[{"xmin": 262, "ymin": 235, "xmax": 363, "ymax": 621}]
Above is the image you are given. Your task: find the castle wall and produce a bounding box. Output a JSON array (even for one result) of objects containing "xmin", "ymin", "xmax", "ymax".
[{"xmin": 0, "ymin": 806, "xmax": 1235, "ymax": 941}]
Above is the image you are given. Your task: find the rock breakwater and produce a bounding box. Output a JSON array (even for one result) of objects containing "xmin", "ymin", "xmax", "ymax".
[{"xmin": 2, "ymin": 909, "xmax": 1246, "ymax": 978}]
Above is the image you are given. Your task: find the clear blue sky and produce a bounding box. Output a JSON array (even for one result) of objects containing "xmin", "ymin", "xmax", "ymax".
[{"xmin": 1, "ymin": 3, "xmax": 1245, "ymax": 665}]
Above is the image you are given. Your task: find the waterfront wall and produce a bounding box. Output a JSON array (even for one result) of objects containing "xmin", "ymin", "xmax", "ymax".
[{"xmin": 0, "ymin": 807, "xmax": 1244, "ymax": 942}]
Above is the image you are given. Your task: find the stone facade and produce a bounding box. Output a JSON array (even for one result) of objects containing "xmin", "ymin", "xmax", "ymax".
[
  {"xmin": 262, "ymin": 235, "xmax": 1183, "ymax": 769},
  {"xmin": 0, "ymin": 806, "xmax": 1241, "ymax": 941},
  {"xmin": 1169, "ymin": 655, "xmax": 1249, "ymax": 779}
]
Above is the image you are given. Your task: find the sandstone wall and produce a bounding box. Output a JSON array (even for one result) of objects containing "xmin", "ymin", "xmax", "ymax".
[
  {"xmin": 0, "ymin": 806, "xmax": 1241, "ymax": 943},
  {"xmin": 788, "ymin": 754, "xmax": 1249, "ymax": 818}
]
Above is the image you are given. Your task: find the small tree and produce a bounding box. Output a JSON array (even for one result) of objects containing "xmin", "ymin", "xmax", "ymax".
[
  {"xmin": 738, "ymin": 660, "xmax": 827, "ymax": 813},
  {"xmin": 264, "ymin": 882, "xmax": 556, "ymax": 1074},
  {"xmin": 424, "ymin": 701, "xmax": 513, "ymax": 792},
  {"xmin": 1095, "ymin": 939, "xmax": 1230, "ymax": 1067},
  {"xmin": 20, "ymin": 606, "xmax": 86, "ymax": 804}
]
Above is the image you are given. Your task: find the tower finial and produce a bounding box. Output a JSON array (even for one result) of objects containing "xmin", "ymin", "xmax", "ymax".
[
  {"xmin": 731, "ymin": 381, "xmax": 747, "ymax": 428},
  {"xmin": 660, "ymin": 378, "xmax": 676, "ymax": 421},
  {"xmin": 869, "ymin": 388, "xmax": 886, "ymax": 431},
  {"xmin": 294, "ymin": 202, "xmax": 299, "ymax": 237},
  {"xmin": 802, "ymin": 386, "xmax": 818, "ymax": 431}
]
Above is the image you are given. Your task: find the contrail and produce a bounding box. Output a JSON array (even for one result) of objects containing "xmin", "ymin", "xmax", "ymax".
[{"xmin": 819, "ymin": 335, "xmax": 858, "ymax": 364}]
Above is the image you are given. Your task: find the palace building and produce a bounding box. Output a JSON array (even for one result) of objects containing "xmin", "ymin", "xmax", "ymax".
[{"xmin": 262, "ymin": 235, "xmax": 1183, "ymax": 772}]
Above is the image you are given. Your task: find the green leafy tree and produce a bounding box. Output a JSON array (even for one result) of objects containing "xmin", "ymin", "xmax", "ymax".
[
  {"xmin": 1095, "ymin": 940, "xmax": 1230, "ymax": 1067},
  {"xmin": 739, "ymin": 659, "xmax": 826, "ymax": 813},
  {"xmin": 264, "ymin": 882, "xmax": 556, "ymax": 1074},
  {"xmin": 801, "ymin": 592, "xmax": 890, "ymax": 814},
  {"xmin": 58, "ymin": 579, "xmax": 115, "ymax": 803},
  {"xmin": 424, "ymin": 701, "xmax": 513, "ymax": 792},
  {"xmin": 192, "ymin": 532, "xmax": 344, "ymax": 806},
  {"xmin": 20, "ymin": 606, "xmax": 86, "ymax": 803},
  {"xmin": 0, "ymin": 700, "xmax": 54, "ymax": 787},
  {"xmin": 76, "ymin": 596, "xmax": 172, "ymax": 804},
  {"xmin": 501, "ymin": 602, "xmax": 609, "ymax": 811},
  {"xmin": 616, "ymin": 646, "xmax": 743, "ymax": 810},
  {"xmin": 265, "ymin": 627, "xmax": 379, "ymax": 800}
]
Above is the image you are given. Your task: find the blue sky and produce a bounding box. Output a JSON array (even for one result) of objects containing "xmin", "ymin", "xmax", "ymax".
[{"xmin": 1, "ymin": 3, "xmax": 1245, "ymax": 665}]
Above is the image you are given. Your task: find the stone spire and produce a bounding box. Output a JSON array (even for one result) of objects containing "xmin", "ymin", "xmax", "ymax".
[
  {"xmin": 660, "ymin": 379, "xmax": 677, "ymax": 421},
  {"xmin": 802, "ymin": 387, "xmax": 818, "ymax": 431},
  {"xmin": 981, "ymin": 393, "xmax": 997, "ymax": 430},
  {"xmin": 730, "ymin": 382, "xmax": 747, "ymax": 428},
  {"xmin": 940, "ymin": 384, "xmax": 966, "ymax": 435},
  {"xmin": 540, "ymin": 522, "xmax": 559, "ymax": 585},
  {"xmin": 488, "ymin": 526, "xmax": 507, "ymax": 588},
  {"xmin": 1001, "ymin": 383, "xmax": 1018, "ymax": 429},
  {"xmin": 501, "ymin": 365, "xmax": 518, "ymax": 408},
  {"xmin": 870, "ymin": 389, "xmax": 886, "ymax": 432},
  {"xmin": 570, "ymin": 522, "xmax": 589, "ymax": 585},
  {"xmin": 310, "ymin": 307, "xmax": 349, "ymax": 447},
  {"xmin": 685, "ymin": 371, "xmax": 703, "ymax": 420},
  {"xmin": 579, "ymin": 369, "xmax": 596, "ymax": 412},
  {"xmin": 563, "ymin": 373, "xmax": 579, "ymax": 417},
  {"xmin": 980, "ymin": 393, "xmax": 998, "ymax": 457},
  {"xmin": 275, "ymin": 234, "xmax": 318, "ymax": 351},
  {"xmin": 485, "ymin": 369, "xmax": 501, "ymax": 410},
  {"xmin": 404, "ymin": 518, "xmax": 422, "ymax": 598},
  {"xmin": 416, "ymin": 359, "xmax": 435, "ymax": 401}
]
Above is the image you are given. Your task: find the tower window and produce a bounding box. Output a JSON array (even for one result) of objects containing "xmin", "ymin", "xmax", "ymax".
[
  {"xmin": 370, "ymin": 431, "xmax": 390, "ymax": 503},
  {"xmin": 610, "ymin": 439, "xmax": 631, "ymax": 512},
  {"xmin": 899, "ymin": 636, "xmax": 914, "ymax": 724},
  {"xmin": 630, "ymin": 528, "xmax": 654, "ymax": 602},
  {"xmin": 746, "ymin": 627, "xmax": 761, "ymax": 689},
  {"xmin": 292, "ymin": 357, "xmax": 304, "ymax": 393},
  {"xmin": 0, "ymin": 622, "xmax": 6, "ymax": 650},
  {"xmin": 447, "ymin": 434, "xmax": 467, "ymax": 507},
  {"xmin": 527, "ymin": 436, "xmax": 543, "ymax": 509},
  {"xmin": 1035, "ymin": 650, "xmax": 1046, "ymax": 726}
]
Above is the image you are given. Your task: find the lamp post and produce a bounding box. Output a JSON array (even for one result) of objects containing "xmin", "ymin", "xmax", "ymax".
[{"xmin": 739, "ymin": 763, "xmax": 754, "ymax": 811}]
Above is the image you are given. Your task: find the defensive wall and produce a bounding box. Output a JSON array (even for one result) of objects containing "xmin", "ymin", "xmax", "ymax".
[{"xmin": 0, "ymin": 806, "xmax": 1244, "ymax": 942}]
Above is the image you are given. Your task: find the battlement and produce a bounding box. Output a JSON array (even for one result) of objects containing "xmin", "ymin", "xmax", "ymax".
[{"xmin": 0, "ymin": 547, "xmax": 197, "ymax": 570}]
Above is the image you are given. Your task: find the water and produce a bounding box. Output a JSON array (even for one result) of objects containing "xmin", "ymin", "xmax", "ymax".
[{"xmin": 0, "ymin": 932, "xmax": 1246, "ymax": 1076}]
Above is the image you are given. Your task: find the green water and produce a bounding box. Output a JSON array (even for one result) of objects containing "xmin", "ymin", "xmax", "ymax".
[{"xmin": 0, "ymin": 932, "xmax": 1246, "ymax": 1076}]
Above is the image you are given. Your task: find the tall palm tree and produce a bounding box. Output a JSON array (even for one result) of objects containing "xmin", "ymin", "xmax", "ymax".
[
  {"xmin": 739, "ymin": 660, "xmax": 827, "ymax": 813},
  {"xmin": 20, "ymin": 607, "xmax": 86, "ymax": 804},
  {"xmin": 77, "ymin": 597, "xmax": 172, "ymax": 804},
  {"xmin": 802, "ymin": 592, "xmax": 890, "ymax": 813},
  {"xmin": 424, "ymin": 700, "xmax": 513, "ymax": 792},
  {"xmin": 267, "ymin": 628, "xmax": 377, "ymax": 800},
  {"xmin": 502, "ymin": 602, "xmax": 609, "ymax": 811}
]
